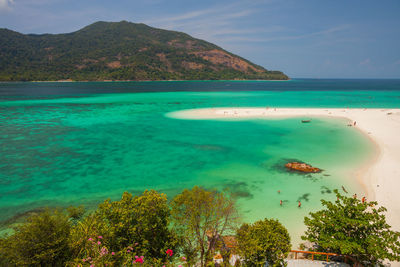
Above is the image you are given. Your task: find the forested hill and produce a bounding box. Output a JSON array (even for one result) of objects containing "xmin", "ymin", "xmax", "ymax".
[{"xmin": 0, "ymin": 21, "xmax": 288, "ymax": 81}]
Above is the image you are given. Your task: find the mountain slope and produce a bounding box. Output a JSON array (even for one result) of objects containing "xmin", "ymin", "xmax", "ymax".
[{"xmin": 0, "ymin": 21, "xmax": 289, "ymax": 81}]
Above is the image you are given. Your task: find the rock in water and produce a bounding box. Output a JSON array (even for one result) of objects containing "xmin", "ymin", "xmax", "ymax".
[{"xmin": 285, "ymin": 162, "xmax": 321, "ymax": 173}]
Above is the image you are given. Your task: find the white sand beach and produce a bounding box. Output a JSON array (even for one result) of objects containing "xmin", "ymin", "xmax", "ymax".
[{"xmin": 167, "ymin": 107, "xmax": 400, "ymax": 233}]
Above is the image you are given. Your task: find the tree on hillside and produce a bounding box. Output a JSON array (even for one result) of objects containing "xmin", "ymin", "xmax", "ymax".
[
  {"xmin": 170, "ymin": 186, "xmax": 239, "ymax": 267},
  {"xmin": 236, "ymin": 218, "xmax": 291, "ymax": 267},
  {"xmin": 302, "ymin": 189, "xmax": 400, "ymax": 266}
]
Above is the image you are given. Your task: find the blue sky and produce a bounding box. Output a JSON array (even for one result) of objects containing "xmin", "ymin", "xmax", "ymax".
[{"xmin": 1, "ymin": 0, "xmax": 400, "ymax": 78}]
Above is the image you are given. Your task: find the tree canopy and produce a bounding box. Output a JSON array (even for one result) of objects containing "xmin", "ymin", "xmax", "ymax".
[
  {"xmin": 0, "ymin": 209, "xmax": 72, "ymax": 266},
  {"xmin": 0, "ymin": 190, "xmax": 178, "ymax": 266},
  {"xmin": 302, "ymin": 189, "xmax": 400, "ymax": 266},
  {"xmin": 236, "ymin": 218, "xmax": 291, "ymax": 266},
  {"xmin": 170, "ymin": 186, "xmax": 239, "ymax": 267},
  {"xmin": 94, "ymin": 190, "xmax": 176, "ymax": 260}
]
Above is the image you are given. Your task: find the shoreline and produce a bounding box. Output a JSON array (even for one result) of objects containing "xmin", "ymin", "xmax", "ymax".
[
  {"xmin": 0, "ymin": 79, "xmax": 291, "ymax": 83},
  {"xmin": 166, "ymin": 107, "xmax": 400, "ymax": 233}
]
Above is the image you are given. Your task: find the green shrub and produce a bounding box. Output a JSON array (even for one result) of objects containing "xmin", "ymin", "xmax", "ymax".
[
  {"xmin": 302, "ymin": 189, "xmax": 400, "ymax": 266},
  {"xmin": 0, "ymin": 209, "xmax": 72, "ymax": 266},
  {"xmin": 236, "ymin": 218, "xmax": 291, "ymax": 267},
  {"xmin": 94, "ymin": 190, "xmax": 177, "ymax": 261},
  {"xmin": 171, "ymin": 186, "xmax": 239, "ymax": 267}
]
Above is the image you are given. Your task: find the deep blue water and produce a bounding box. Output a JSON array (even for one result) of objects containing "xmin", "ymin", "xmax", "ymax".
[{"xmin": 1, "ymin": 79, "xmax": 400, "ymax": 99}]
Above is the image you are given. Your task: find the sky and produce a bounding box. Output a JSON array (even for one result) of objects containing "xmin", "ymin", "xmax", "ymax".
[{"xmin": 1, "ymin": 0, "xmax": 400, "ymax": 78}]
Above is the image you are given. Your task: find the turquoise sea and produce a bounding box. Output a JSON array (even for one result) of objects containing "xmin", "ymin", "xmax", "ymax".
[{"xmin": 1, "ymin": 79, "xmax": 400, "ymax": 243}]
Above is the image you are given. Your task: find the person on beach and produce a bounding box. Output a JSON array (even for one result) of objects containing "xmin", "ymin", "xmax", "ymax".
[
  {"xmin": 353, "ymin": 193, "xmax": 357, "ymax": 199},
  {"xmin": 298, "ymin": 201, "xmax": 301, "ymax": 208},
  {"xmin": 354, "ymin": 121, "xmax": 357, "ymax": 126},
  {"xmin": 277, "ymin": 190, "xmax": 280, "ymax": 194},
  {"xmin": 362, "ymin": 196, "xmax": 366, "ymax": 203},
  {"xmin": 280, "ymin": 200, "xmax": 283, "ymax": 206}
]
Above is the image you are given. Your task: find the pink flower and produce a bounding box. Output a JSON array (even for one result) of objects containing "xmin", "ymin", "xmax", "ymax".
[
  {"xmin": 98, "ymin": 235, "xmax": 103, "ymax": 239},
  {"xmin": 97, "ymin": 241, "xmax": 101, "ymax": 245},
  {"xmin": 82, "ymin": 259, "xmax": 86, "ymax": 262},
  {"xmin": 88, "ymin": 238, "xmax": 93, "ymax": 241},
  {"xmin": 111, "ymin": 252, "xmax": 115, "ymax": 255},
  {"xmin": 90, "ymin": 265, "xmax": 94, "ymax": 267},
  {"xmin": 134, "ymin": 257, "xmax": 144, "ymax": 264},
  {"xmin": 127, "ymin": 249, "xmax": 131, "ymax": 253},
  {"xmin": 166, "ymin": 249, "xmax": 173, "ymax": 257},
  {"xmin": 178, "ymin": 265, "xmax": 182, "ymax": 267},
  {"xmin": 100, "ymin": 247, "xmax": 108, "ymax": 256}
]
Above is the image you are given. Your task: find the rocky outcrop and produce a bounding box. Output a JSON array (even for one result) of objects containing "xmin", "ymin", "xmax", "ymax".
[{"xmin": 285, "ymin": 162, "xmax": 321, "ymax": 173}]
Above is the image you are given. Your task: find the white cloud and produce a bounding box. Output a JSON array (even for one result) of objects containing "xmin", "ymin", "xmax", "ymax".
[
  {"xmin": 142, "ymin": 1, "xmax": 262, "ymax": 43},
  {"xmin": 324, "ymin": 59, "xmax": 332, "ymax": 66},
  {"xmin": 143, "ymin": 7, "xmax": 218, "ymax": 24},
  {"xmin": 0, "ymin": 0, "xmax": 14, "ymax": 11},
  {"xmin": 143, "ymin": 2, "xmax": 254, "ymax": 27},
  {"xmin": 359, "ymin": 58, "xmax": 371, "ymax": 66},
  {"xmin": 205, "ymin": 24, "xmax": 350, "ymax": 44},
  {"xmin": 143, "ymin": 0, "xmax": 351, "ymax": 48}
]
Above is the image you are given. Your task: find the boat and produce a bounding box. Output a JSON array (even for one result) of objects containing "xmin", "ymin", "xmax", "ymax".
[{"xmin": 301, "ymin": 119, "xmax": 311, "ymax": 123}]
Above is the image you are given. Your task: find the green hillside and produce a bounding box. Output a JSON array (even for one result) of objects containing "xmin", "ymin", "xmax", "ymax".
[{"xmin": 0, "ymin": 21, "xmax": 288, "ymax": 81}]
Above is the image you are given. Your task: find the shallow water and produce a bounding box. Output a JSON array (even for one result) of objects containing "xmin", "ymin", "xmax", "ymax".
[{"xmin": 1, "ymin": 80, "xmax": 398, "ymax": 243}]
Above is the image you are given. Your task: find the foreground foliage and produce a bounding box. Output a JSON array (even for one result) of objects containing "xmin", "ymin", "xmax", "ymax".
[
  {"xmin": 0, "ymin": 190, "xmax": 178, "ymax": 266},
  {"xmin": 302, "ymin": 189, "xmax": 400, "ymax": 266},
  {"xmin": 69, "ymin": 190, "xmax": 177, "ymax": 265},
  {"xmin": 0, "ymin": 209, "xmax": 72, "ymax": 266},
  {"xmin": 236, "ymin": 219, "xmax": 291, "ymax": 267},
  {"xmin": 95, "ymin": 190, "xmax": 176, "ymax": 259},
  {"xmin": 2, "ymin": 187, "xmax": 399, "ymax": 266},
  {"xmin": 1, "ymin": 187, "xmax": 239, "ymax": 266},
  {"xmin": 171, "ymin": 186, "xmax": 239, "ymax": 267}
]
